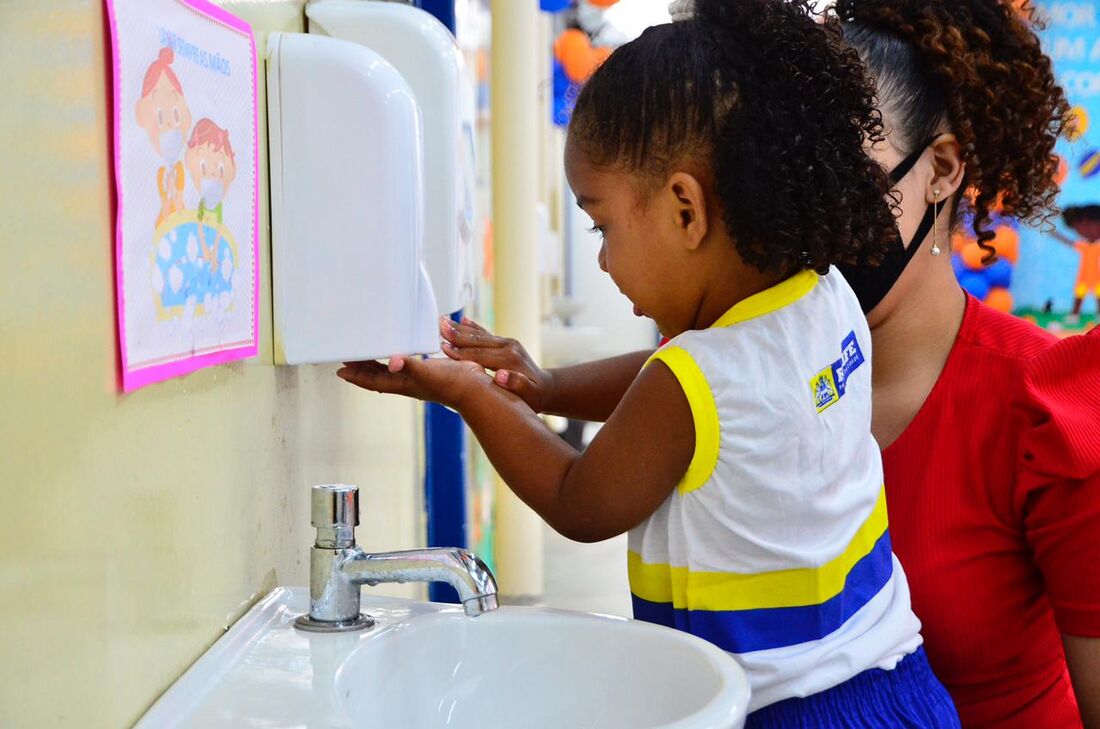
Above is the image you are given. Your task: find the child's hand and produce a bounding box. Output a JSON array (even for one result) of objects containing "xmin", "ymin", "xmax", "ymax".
[
  {"xmin": 337, "ymin": 356, "xmax": 490, "ymax": 409},
  {"xmin": 439, "ymin": 317, "xmax": 555, "ymax": 414}
]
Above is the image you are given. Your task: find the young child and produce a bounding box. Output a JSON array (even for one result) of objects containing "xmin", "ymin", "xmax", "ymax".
[
  {"xmin": 1050, "ymin": 205, "xmax": 1100, "ymax": 320},
  {"xmin": 339, "ymin": 0, "xmax": 959, "ymax": 724},
  {"xmin": 133, "ymin": 47, "xmax": 192, "ymax": 229},
  {"xmin": 185, "ymin": 118, "xmax": 237, "ymax": 274}
]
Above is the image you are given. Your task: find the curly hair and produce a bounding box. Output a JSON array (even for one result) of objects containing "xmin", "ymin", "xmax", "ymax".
[
  {"xmin": 567, "ymin": 0, "xmax": 897, "ymax": 276},
  {"xmin": 835, "ymin": 0, "xmax": 1072, "ymax": 260}
]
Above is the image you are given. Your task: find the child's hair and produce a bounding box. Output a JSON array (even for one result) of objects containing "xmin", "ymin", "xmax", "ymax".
[
  {"xmin": 568, "ymin": 0, "xmax": 896, "ymax": 276},
  {"xmin": 142, "ymin": 47, "xmax": 183, "ymax": 97},
  {"xmin": 187, "ymin": 118, "xmax": 235, "ymax": 161},
  {"xmin": 835, "ymin": 0, "xmax": 1071, "ymax": 258},
  {"xmin": 1063, "ymin": 205, "xmax": 1100, "ymax": 228}
]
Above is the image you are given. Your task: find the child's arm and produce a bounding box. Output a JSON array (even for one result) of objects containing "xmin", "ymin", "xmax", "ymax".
[
  {"xmin": 440, "ymin": 317, "xmax": 650, "ymax": 422},
  {"xmin": 542, "ymin": 352, "xmax": 653, "ymax": 422},
  {"xmin": 1065, "ymin": 635, "xmax": 1100, "ymax": 727},
  {"xmin": 338, "ymin": 355, "xmax": 692, "ymax": 542},
  {"xmin": 1049, "ymin": 229, "xmax": 1078, "ymax": 247}
]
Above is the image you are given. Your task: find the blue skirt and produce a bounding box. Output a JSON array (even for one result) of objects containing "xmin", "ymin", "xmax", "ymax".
[{"xmin": 746, "ymin": 647, "xmax": 960, "ymax": 728}]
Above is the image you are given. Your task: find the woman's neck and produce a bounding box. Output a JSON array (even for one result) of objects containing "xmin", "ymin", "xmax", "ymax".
[{"xmin": 869, "ymin": 264, "xmax": 967, "ymax": 449}]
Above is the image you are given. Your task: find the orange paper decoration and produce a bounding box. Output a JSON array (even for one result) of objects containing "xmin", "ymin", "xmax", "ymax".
[
  {"xmin": 554, "ymin": 28, "xmax": 590, "ymax": 65},
  {"xmin": 563, "ymin": 50, "xmax": 595, "ymax": 83},
  {"xmin": 568, "ymin": 48, "xmax": 609, "ymax": 83},
  {"xmin": 991, "ymin": 225, "xmax": 1019, "ymax": 264},
  {"xmin": 951, "ymin": 231, "xmax": 969, "ymax": 254},
  {"xmin": 591, "ymin": 45, "xmax": 612, "ymax": 70},
  {"xmin": 986, "ymin": 287, "xmax": 1014, "ymax": 313},
  {"xmin": 958, "ymin": 225, "xmax": 1019, "ymax": 267},
  {"xmin": 556, "ymin": 29, "xmax": 602, "ymax": 83},
  {"xmin": 961, "ymin": 241, "xmax": 987, "ymax": 270},
  {"xmin": 1054, "ymin": 154, "xmax": 1069, "ymax": 186}
]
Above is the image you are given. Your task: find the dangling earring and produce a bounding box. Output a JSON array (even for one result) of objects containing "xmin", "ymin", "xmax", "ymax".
[{"xmin": 930, "ymin": 190, "xmax": 943, "ymax": 257}]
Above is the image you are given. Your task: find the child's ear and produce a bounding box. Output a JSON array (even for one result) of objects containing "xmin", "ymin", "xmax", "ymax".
[{"xmin": 665, "ymin": 172, "xmax": 708, "ymax": 250}]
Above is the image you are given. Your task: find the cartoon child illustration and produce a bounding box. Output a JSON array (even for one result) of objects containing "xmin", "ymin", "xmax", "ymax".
[
  {"xmin": 1050, "ymin": 205, "xmax": 1100, "ymax": 319},
  {"xmin": 134, "ymin": 47, "xmax": 192, "ymax": 228},
  {"xmin": 184, "ymin": 119, "xmax": 237, "ymax": 272}
]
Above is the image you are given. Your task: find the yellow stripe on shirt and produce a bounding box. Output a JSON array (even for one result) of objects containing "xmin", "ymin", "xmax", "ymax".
[
  {"xmin": 711, "ymin": 269, "xmax": 819, "ymax": 328},
  {"xmin": 628, "ymin": 486, "xmax": 889, "ymax": 611},
  {"xmin": 646, "ymin": 346, "xmax": 720, "ymax": 495}
]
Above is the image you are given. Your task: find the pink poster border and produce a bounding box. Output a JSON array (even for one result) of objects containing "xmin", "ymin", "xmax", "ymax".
[{"xmin": 106, "ymin": 0, "xmax": 260, "ymax": 392}]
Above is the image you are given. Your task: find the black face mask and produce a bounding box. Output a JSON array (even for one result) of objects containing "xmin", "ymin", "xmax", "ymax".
[{"xmin": 839, "ymin": 138, "xmax": 939, "ymax": 313}]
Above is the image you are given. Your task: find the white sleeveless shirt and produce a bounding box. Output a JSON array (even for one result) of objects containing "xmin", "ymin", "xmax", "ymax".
[{"xmin": 628, "ymin": 268, "xmax": 922, "ymax": 711}]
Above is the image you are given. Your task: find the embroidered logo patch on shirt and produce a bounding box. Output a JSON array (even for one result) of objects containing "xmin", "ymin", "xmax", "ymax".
[{"xmin": 810, "ymin": 331, "xmax": 865, "ymax": 413}]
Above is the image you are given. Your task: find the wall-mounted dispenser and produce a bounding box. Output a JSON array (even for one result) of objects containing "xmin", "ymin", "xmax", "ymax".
[
  {"xmin": 307, "ymin": 0, "xmax": 475, "ymax": 316},
  {"xmin": 267, "ymin": 31, "xmax": 439, "ymax": 365}
]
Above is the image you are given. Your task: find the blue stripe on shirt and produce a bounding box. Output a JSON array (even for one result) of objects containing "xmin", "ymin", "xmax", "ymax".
[{"xmin": 631, "ymin": 530, "xmax": 895, "ymax": 653}]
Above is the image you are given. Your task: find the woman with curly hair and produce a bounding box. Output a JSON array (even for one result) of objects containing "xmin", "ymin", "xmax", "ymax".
[
  {"xmin": 833, "ymin": 2, "xmax": 1100, "ymax": 726},
  {"xmin": 339, "ymin": 0, "xmax": 960, "ymax": 723},
  {"xmin": 435, "ymin": 0, "xmax": 1100, "ymax": 725}
]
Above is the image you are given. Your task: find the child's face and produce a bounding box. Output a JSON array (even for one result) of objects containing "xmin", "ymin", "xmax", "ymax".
[
  {"xmin": 185, "ymin": 143, "xmax": 237, "ymax": 205},
  {"xmin": 564, "ymin": 143, "xmax": 699, "ymax": 337},
  {"xmin": 134, "ymin": 75, "xmax": 192, "ymax": 161}
]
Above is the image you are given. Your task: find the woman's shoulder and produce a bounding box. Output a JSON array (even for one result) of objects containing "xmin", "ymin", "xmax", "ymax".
[
  {"xmin": 954, "ymin": 294, "xmax": 1059, "ymax": 362},
  {"xmin": 939, "ymin": 296, "xmax": 1064, "ymax": 406},
  {"xmin": 952, "ymin": 293, "xmax": 1100, "ymax": 487},
  {"xmin": 933, "ymin": 296, "xmax": 1100, "ymax": 486},
  {"xmin": 954, "ymin": 296, "xmax": 1098, "ymax": 411},
  {"xmin": 1014, "ymin": 322, "xmax": 1100, "ymax": 487}
]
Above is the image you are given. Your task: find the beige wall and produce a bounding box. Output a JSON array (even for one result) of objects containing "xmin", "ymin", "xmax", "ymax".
[{"xmin": 0, "ymin": 2, "xmax": 426, "ymax": 726}]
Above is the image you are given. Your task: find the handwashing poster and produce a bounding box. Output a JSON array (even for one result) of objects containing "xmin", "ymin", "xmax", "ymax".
[
  {"xmin": 106, "ymin": 0, "xmax": 258, "ymax": 391},
  {"xmin": 1023, "ymin": 0, "xmax": 1100, "ymax": 328},
  {"xmin": 924, "ymin": 2, "xmax": 1100, "ymax": 332}
]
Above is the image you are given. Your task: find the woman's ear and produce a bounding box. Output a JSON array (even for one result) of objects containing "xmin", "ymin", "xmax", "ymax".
[
  {"xmin": 927, "ymin": 133, "xmax": 966, "ymax": 203},
  {"xmin": 665, "ymin": 171, "xmax": 709, "ymax": 250}
]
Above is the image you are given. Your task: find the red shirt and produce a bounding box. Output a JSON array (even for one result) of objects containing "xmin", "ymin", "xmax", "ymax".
[{"xmin": 884, "ymin": 295, "xmax": 1100, "ymax": 728}]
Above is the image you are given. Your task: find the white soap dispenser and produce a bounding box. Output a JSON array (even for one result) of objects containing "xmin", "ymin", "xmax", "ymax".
[
  {"xmin": 307, "ymin": 0, "xmax": 474, "ymax": 316},
  {"xmin": 266, "ymin": 31, "xmax": 439, "ymax": 365}
]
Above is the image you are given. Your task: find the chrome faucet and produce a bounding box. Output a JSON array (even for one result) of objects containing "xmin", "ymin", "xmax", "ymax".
[{"xmin": 294, "ymin": 484, "xmax": 499, "ymax": 633}]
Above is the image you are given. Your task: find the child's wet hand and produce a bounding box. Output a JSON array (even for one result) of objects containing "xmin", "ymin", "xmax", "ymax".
[
  {"xmin": 337, "ymin": 356, "xmax": 489, "ymax": 408},
  {"xmin": 438, "ymin": 316, "xmax": 554, "ymax": 413},
  {"xmin": 489, "ymin": 368, "xmax": 546, "ymax": 411}
]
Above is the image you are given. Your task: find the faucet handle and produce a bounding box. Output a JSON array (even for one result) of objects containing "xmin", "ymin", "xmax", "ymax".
[{"xmin": 310, "ymin": 484, "xmax": 359, "ymax": 548}]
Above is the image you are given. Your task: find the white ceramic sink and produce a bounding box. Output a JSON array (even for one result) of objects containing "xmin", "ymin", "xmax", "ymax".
[{"xmin": 138, "ymin": 587, "xmax": 750, "ymax": 729}]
